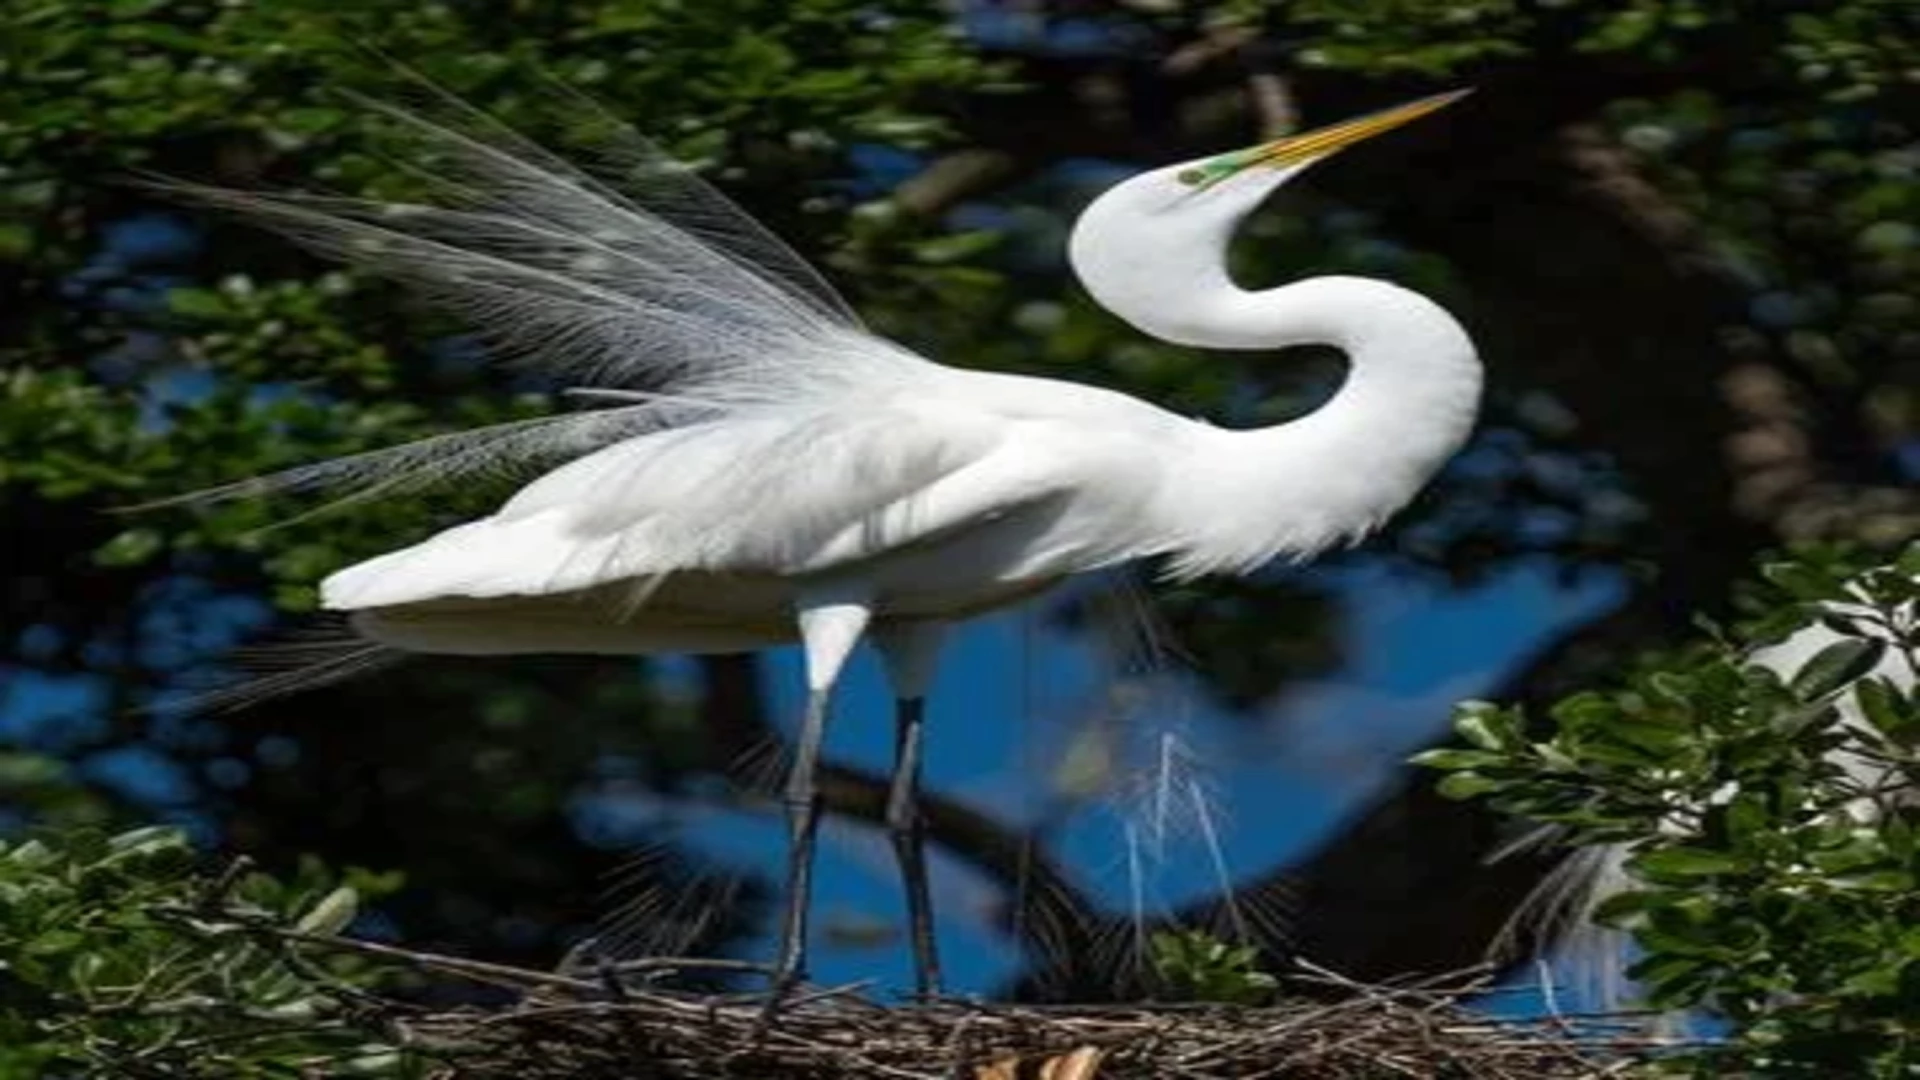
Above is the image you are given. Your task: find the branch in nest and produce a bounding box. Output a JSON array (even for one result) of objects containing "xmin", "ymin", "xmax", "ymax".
[{"xmin": 228, "ymin": 913, "xmax": 1680, "ymax": 1080}]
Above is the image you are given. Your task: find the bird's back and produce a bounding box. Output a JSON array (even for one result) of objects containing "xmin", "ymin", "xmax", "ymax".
[{"xmin": 322, "ymin": 366, "xmax": 1206, "ymax": 650}]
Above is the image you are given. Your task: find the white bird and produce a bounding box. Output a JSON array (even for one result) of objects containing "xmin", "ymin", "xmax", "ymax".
[{"xmin": 168, "ymin": 89, "xmax": 1481, "ymax": 1000}]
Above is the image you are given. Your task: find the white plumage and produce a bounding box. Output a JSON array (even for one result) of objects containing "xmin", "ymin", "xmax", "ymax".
[{"xmin": 176, "ymin": 89, "xmax": 1479, "ymax": 999}]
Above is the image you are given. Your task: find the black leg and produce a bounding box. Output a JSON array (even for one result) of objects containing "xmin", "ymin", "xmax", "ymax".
[
  {"xmin": 887, "ymin": 695, "xmax": 942, "ymax": 999},
  {"xmin": 764, "ymin": 688, "xmax": 830, "ymax": 1021}
]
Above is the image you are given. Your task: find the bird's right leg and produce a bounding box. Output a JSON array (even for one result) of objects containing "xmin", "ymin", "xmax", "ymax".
[
  {"xmin": 874, "ymin": 621, "xmax": 946, "ymax": 1000},
  {"xmin": 885, "ymin": 694, "xmax": 941, "ymax": 999},
  {"xmin": 764, "ymin": 590, "xmax": 870, "ymax": 1017}
]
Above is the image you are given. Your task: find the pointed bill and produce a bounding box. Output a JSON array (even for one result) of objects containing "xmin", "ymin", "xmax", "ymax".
[{"xmin": 1178, "ymin": 89, "xmax": 1472, "ymax": 189}]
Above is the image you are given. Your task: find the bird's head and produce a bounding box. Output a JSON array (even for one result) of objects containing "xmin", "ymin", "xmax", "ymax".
[{"xmin": 1067, "ymin": 90, "xmax": 1469, "ymax": 346}]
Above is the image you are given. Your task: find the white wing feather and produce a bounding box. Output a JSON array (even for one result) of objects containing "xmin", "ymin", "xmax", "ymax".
[
  {"xmin": 320, "ymin": 386, "xmax": 1110, "ymax": 610},
  {"xmin": 160, "ymin": 96, "xmax": 924, "ymax": 510}
]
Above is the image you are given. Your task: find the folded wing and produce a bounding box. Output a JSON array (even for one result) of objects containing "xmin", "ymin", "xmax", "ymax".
[{"xmin": 321, "ymin": 391, "xmax": 1078, "ymax": 611}]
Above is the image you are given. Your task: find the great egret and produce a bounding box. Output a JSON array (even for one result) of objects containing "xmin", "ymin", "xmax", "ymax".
[{"xmin": 168, "ymin": 89, "xmax": 1480, "ymax": 1001}]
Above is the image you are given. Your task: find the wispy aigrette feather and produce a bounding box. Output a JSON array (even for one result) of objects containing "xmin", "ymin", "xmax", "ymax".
[
  {"xmin": 128, "ymin": 402, "xmax": 669, "ymax": 514},
  {"xmin": 150, "ymin": 84, "xmax": 918, "ymax": 515}
]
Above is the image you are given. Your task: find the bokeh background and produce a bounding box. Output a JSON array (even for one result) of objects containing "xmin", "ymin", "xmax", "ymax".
[{"xmin": 3, "ymin": 0, "xmax": 1916, "ymax": 1002}]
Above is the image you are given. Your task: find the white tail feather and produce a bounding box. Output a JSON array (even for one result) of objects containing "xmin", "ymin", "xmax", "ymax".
[
  {"xmin": 150, "ymin": 623, "xmax": 408, "ymax": 717},
  {"xmin": 125, "ymin": 402, "xmax": 674, "ymax": 517}
]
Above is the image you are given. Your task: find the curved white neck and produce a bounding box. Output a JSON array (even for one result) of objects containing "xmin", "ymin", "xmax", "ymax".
[
  {"xmin": 1163, "ymin": 274, "xmax": 1482, "ymax": 576},
  {"xmin": 1068, "ymin": 160, "xmax": 1483, "ymax": 575}
]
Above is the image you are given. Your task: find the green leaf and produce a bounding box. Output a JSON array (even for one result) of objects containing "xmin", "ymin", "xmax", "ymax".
[
  {"xmin": 1854, "ymin": 677, "xmax": 1911, "ymax": 738},
  {"xmin": 1838, "ymin": 964, "xmax": 1902, "ymax": 997},
  {"xmin": 1646, "ymin": 671, "xmax": 1694, "ymax": 703},
  {"xmin": 1632, "ymin": 847, "xmax": 1744, "ymax": 878},
  {"xmin": 0, "ymin": 223, "xmax": 32, "ymax": 259},
  {"xmin": 1895, "ymin": 542, "xmax": 1920, "ymax": 580},
  {"xmin": 25, "ymin": 930, "xmax": 85, "ymax": 957},
  {"xmin": 1608, "ymin": 719, "xmax": 1686, "ymax": 754},
  {"xmin": 1407, "ymin": 748, "xmax": 1507, "ymax": 771},
  {"xmin": 1549, "ymin": 692, "xmax": 1616, "ymax": 730},
  {"xmin": 6, "ymin": 839, "xmax": 54, "ymax": 867},
  {"xmin": 1790, "ymin": 638, "xmax": 1886, "ymax": 700},
  {"xmin": 1724, "ymin": 792, "xmax": 1769, "ymax": 843},
  {"xmin": 295, "ymin": 885, "xmax": 359, "ymax": 936},
  {"xmin": 1763, "ymin": 561, "xmax": 1849, "ymax": 602},
  {"xmin": 913, "ymin": 229, "xmax": 1000, "ymax": 264},
  {"xmin": 94, "ymin": 527, "xmax": 163, "ymax": 567},
  {"xmin": 1435, "ymin": 771, "xmax": 1502, "ymax": 800},
  {"xmin": 1627, "ymin": 953, "xmax": 1708, "ymax": 1001},
  {"xmin": 105, "ymin": 825, "xmax": 185, "ymax": 857},
  {"xmin": 166, "ymin": 287, "xmax": 229, "ymax": 320},
  {"xmin": 1453, "ymin": 701, "xmax": 1519, "ymax": 751},
  {"xmin": 1591, "ymin": 887, "xmax": 1657, "ymax": 925}
]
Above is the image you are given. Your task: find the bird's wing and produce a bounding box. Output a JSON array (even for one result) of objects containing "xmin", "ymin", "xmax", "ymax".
[
  {"xmin": 319, "ymin": 387, "xmax": 1118, "ymax": 611},
  {"xmin": 157, "ymin": 94, "xmax": 933, "ymax": 512}
]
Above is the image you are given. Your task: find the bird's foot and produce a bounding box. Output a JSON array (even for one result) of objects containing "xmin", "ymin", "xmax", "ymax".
[
  {"xmin": 906, "ymin": 975, "xmax": 945, "ymax": 1005},
  {"xmin": 750, "ymin": 963, "xmax": 805, "ymax": 1040}
]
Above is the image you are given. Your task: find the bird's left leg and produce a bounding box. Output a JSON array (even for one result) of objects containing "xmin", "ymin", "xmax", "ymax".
[
  {"xmin": 874, "ymin": 621, "xmax": 947, "ymax": 1000},
  {"xmin": 765, "ymin": 587, "xmax": 871, "ymax": 1016}
]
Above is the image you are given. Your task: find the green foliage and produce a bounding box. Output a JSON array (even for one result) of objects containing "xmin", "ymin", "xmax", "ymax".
[
  {"xmin": 1147, "ymin": 929, "xmax": 1279, "ymax": 1005},
  {"xmin": 1211, "ymin": 0, "xmax": 1919, "ymax": 98},
  {"xmin": 0, "ymin": 825, "xmax": 409, "ymax": 1077},
  {"xmin": 0, "ymin": 0, "xmax": 995, "ymax": 590},
  {"xmin": 1418, "ymin": 544, "xmax": 1920, "ymax": 1075},
  {"xmin": 0, "ymin": 753, "xmax": 114, "ymax": 831}
]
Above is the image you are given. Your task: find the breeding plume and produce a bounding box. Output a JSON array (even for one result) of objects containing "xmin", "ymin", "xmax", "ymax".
[{"xmin": 173, "ymin": 90, "xmax": 1481, "ymax": 999}]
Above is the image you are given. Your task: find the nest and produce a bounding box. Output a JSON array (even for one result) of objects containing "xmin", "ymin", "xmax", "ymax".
[{"xmin": 307, "ymin": 935, "xmax": 1665, "ymax": 1079}]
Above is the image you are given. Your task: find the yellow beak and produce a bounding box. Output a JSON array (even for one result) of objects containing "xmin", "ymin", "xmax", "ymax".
[{"xmin": 1178, "ymin": 89, "xmax": 1471, "ymax": 189}]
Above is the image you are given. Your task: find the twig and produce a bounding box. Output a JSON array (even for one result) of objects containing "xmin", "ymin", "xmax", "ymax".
[{"xmin": 151, "ymin": 900, "xmax": 1652, "ymax": 1079}]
